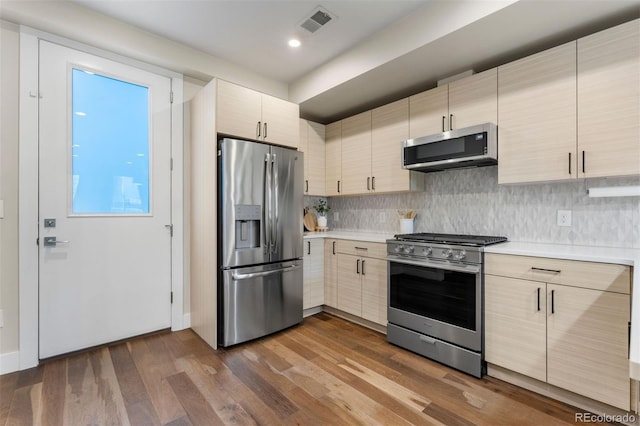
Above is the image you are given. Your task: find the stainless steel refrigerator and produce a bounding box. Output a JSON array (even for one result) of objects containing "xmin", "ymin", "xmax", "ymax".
[{"xmin": 217, "ymin": 137, "xmax": 304, "ymax": 347}]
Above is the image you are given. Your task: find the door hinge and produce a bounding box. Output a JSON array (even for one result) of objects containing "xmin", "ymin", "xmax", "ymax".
[
  {"xmin": 36, "ymin": 237, "xmax": 39, "ymax": 246},
  {"xmin": 171, "ymin": 292, "xmax": 174, "ymax": 304},
  {"xmin": 170, "ymin": 91, "xmax": 174, "ymax": 104},
  {"xmin": 165, "ymin": 224, "xmax": 174, "ymax": 237}
]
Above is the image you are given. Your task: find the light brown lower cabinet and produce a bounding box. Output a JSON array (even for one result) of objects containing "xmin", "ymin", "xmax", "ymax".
[
  {"xmin": 303, "ymin": 238, "xmax": 324, "ymax": 310},
  {"xmin": 485, "ymin": 253, "xmax": 631, "ymax": 411},
  {"xmin": 334, "ymin": 240, "xmax": 388, "ymax": 326},
  {"xmin": 324, "ymin": 239, "xmax": 338, "ymax": 308}
]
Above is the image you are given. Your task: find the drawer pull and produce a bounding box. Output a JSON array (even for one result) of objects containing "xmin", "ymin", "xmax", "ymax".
[
  {"xmin": 354, "ymin": 246, "xmax": 368, "ymax": 251},
  {"xmin": 531, "ymin": 267, "xmax": 561, "ymax": 274},
  {"xmin": 419, "ymin": 335, "xmax": 437, "ymax": 345}
]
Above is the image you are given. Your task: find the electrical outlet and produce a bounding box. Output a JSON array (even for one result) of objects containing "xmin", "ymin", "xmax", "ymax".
[
  {"xmin": 333, "ymin": 212, "xmax": 339, "ymax": 222},
  {"xmin": 557, "ymin": 210, "xmax": 572, "ymax": 227}
]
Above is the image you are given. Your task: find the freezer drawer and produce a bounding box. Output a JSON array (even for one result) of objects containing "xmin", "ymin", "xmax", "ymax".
[{"xmin": 220, "ymin": 260, "xmax": 303, "ymax": 347}]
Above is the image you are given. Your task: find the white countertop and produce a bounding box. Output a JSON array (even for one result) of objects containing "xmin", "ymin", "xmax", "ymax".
[
  {"xmin": 485, "ymin": 241, "xmax": 640, "ymax": 381},
  {"xmin": 303, "ymin": 230, "xmax": 394, "ymax": 244}
]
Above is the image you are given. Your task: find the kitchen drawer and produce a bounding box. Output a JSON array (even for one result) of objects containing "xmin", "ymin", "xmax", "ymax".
[
  {"xmin": 485, "ymin": 253, "xmax": 630, "ymax": 294},
  {"xmin": 335, "ymin": 239, "xmax": 387, "ymax": 259}
]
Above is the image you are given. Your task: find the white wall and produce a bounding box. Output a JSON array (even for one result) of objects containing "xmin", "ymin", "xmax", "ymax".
[
  {"xmin": 0, "ymin": 21, "xmax": 20, "ymax": 371},
  {"xmin": 0, "ymin": 1, "xmax": 288, "ymax": 100}
]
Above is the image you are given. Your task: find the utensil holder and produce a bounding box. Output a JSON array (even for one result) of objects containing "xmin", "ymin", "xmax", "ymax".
[{"xmin": 399, "ymin": 218, "xmax": 414, "ymax": 234}]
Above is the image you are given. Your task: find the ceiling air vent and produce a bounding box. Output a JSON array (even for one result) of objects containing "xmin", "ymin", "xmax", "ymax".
[{"xmin": 299, "ymin": 6, "xmax": 336, "ymax": 34}]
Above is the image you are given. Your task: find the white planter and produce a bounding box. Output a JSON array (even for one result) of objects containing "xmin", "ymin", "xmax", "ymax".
[{"xmin": 317, "ymin": 215, "xmax": 328, "ymax": 227}]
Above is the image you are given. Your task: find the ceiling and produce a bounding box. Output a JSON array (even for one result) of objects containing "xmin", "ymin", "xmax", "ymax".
[
  {"xmin": 73, "ymin": 0, "xmax": 428, "ymax": 84},
  {"xmin": 29, "ymin": 1, "xmax": 640, "ymax": 123}
]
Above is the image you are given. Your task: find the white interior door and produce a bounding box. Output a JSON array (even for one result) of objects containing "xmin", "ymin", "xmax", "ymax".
[{"xmin": 38, "ymin": 41, "xmax": 172, "ymax": 359}]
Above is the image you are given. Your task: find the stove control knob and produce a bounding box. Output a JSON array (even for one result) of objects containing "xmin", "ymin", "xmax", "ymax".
[
  {"xmin": 395, "ymin": 245, "xmax": 404, "ymax": 253},
  {"xmin": 454, "ymin": 250, "xmax": 467, "ymax": 260},
  {"xmin": 422, "ymin": 247, "xmax": 432, "ymax": 256},
  {"xmin": 404, "ymin": 245, "xmax": 414, "ymax": 254},
  {"xmin": 442, "ymin": 248, "xmax": 453, "ymax": 259}
]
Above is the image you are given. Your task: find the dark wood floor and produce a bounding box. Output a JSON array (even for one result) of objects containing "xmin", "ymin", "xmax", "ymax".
[{"xmin": 1, "ymin": 313, "xmax": 613, "ymax": 425}]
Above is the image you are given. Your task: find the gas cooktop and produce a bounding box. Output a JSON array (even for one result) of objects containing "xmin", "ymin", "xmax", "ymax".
[{"xmin": 392, "ymin": 233, "xmax": 507, "ymax": 247}]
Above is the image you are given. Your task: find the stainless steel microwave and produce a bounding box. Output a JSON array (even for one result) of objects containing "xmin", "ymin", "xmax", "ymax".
[{"xmin": 402, "ymin": 123, "xmax": 497, "ymax": 173}]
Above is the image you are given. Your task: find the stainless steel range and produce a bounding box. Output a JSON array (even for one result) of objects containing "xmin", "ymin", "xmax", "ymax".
[{"xmin": 386, "ymin": 233, "xmax": 507, "ymax": 378}]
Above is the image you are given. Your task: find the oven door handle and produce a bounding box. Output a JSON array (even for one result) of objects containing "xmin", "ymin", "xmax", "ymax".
[{"xmin": 387, "ymin": 256, "xmax": 481, "ymax": 274}]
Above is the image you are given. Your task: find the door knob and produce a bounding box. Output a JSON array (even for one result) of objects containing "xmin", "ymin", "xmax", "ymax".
[{"xmin": 43, "ymin": 236, "xmax": 70, "ymax": 247}]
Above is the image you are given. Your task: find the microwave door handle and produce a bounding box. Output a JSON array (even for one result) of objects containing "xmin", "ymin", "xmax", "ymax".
[{"xmin": 387, "ymin": 256, "xmax": 481, "ymax": 274}]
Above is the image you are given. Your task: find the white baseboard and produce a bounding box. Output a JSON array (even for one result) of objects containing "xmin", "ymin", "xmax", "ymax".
[
  {"xmin": 0, "ymin": 351, "xmax": 20, "ymax": 374},
  {"xmin": 183, "ymin": 313, "xmax": 191, "ymax": 328}
]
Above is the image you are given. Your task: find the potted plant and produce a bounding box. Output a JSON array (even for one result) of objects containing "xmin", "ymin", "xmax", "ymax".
[{"xmin": 313, "ymin": 199, "xmax": 330, "ymax": 227}]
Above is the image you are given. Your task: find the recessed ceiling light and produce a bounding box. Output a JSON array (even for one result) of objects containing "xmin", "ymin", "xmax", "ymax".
[{"xmin": 288, "ymin": 39, "xmax": 301, "ymax": 48}]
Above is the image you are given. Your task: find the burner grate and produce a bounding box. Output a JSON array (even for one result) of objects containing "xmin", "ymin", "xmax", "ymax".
[{"xmin": 393, "ymin": 233, "xmax": 507, "ymax": 246}]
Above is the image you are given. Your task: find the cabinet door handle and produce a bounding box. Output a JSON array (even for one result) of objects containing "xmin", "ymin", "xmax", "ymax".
[
  {"xmin": 551, "ymin": 289, "xmax": 555, "ymax": 314},
  {"xmin": 361, "ymin": 260, "xmax": 366, "ymax": 276},
  {"xmin": 264, "ymin": 122, "xmax": 268, "ymax": 139},
  {"xmin": 367, "ymin": 177, "xmax": 370, "ymax": 191},
  {"xmin": 449, "ymin": 114, "xmax": 453, "ymax": 131},
  {"xmin": 332, "ymin": 241, "xmax": 336, "ymax": 255},
  {"xmin": 356, "ymin": 259, "xmax": 360, "ymax": 274},
  {"xmin": 305, "ymin": 180, "xmax": 309, "ymax": 193},
  {"xmin": 307, "ymin": 241, "xmax": 311, "ymax": 255},
  {"xmin": 372, "ymin": 176, "xmax": 375, "ymax": 191},
  {"xmin": 257, "ymin": 121, "xmax": 261, "ymax": 138},
  {"xmin": 531, "ymin": 267, "xmax": 561, "ymax": 274},
  {"xmin": 537, "ymin": 287, "xmax": 541, "ymax": 312},
  {"xmin": 582, "ymin": 150, "xmax": 585, "ymax": 174},
  {"xmin": 442, "ymin": 116, "xmax": 446, "ymax": 132},
  {"xmin": 337, "ymin": 180, "xmax": 341, "ymax": 193},
  {"xmin": 568, "ymin": 152, "xmax": 571, "ymax": 175}
]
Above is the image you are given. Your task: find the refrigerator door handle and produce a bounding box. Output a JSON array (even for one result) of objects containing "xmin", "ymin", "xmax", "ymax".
[
  {"xmin": 271, "ymin": 153, "xmax": 278, "ymax": 253},
  {"xmin": 232, "ymin": 264, "xmax": 302, "ymax": 280},
  {"xmin": 263, "ymin": 153, "xmax": 271, "ymax": 254}
]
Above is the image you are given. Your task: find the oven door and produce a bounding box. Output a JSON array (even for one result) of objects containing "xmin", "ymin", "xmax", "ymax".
[{"xmin": 387, "ymin": 256, "xmax": 482, "ymax": 351}]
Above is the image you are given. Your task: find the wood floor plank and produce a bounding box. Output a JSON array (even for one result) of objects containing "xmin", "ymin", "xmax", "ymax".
[
  {"xmin": 5, "ymin": 384, "xmax": 35, "ymax": 426},
  {"xmin": 109, "ymin": 343, "xmax": 161, "ymax": 425},
  {"xmin": 175, "ymin": 354, "xmax": 256, "ymax": 426},
  {"xmin": 128, "ymin": 337, "xmax": 187, "ymax": 424},
  {"xmin": 40, "ymin": 358, "xmax": 67, "ymax": 426},
  {"xmin": 0, "ymin": 371, "xmax": 19, "ymax": 425},
  {"xmin": 166, "ymin": 371, "xmax": 225, "ymax": 425},
  {"xmin": 87, "ymin": 348, "xmax": 130, "ymax": 425},
  {"xmin": 220, "ymin": 349, "xmax": 298, "ymax": 420}
]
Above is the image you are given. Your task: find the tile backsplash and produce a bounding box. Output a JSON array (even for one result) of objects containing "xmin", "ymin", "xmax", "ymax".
[{"xmin": 306, "ymin": 167, "xmax": 640, "ymax": 248}]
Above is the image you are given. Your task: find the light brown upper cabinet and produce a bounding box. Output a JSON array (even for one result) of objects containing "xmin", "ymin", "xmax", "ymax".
[
  {"xmin": 325, "ymin": 121, "xmax": 342, "ymax": 196},
  {"xmin": 409, "ymin": 68, "xmax": 497, "ymax": 138},
  {"xmin": 328, "ymin": 100, "xmax": 424, "ymax": 196},
  {"xmin": 372, "ymin": 98, "xmax": 414, "ymax": 193},
  {"xmin": 341, "ymin": 111, "xmax": 373, "ymax": 195},
  {"xmin": 216, "ymin": 79, "xmax": 299, "ymax": 148},
  {"xmin": 498, "ymin": 42, "xmax": 577, "ymax": 184},
  {"xmin": 577, "ymin": 19, "xmax": 640, "ymax": 178},
  {"xmin": 299, "ymin": 119, "xmax": 326, "ymax": 196}
]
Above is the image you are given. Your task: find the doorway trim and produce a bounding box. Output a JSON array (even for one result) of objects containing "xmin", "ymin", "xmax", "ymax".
[{"xmin": 18, "ymin": 27, "xmax": 185, "ymax": 370}]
